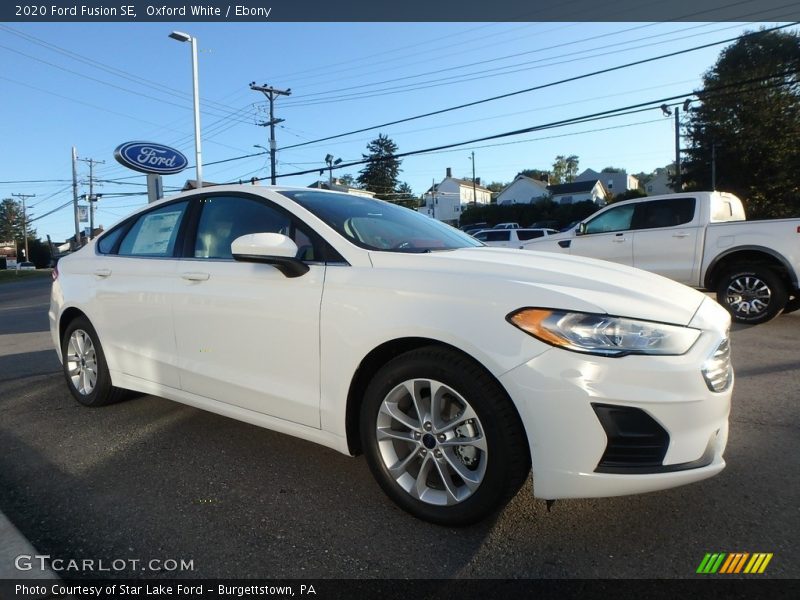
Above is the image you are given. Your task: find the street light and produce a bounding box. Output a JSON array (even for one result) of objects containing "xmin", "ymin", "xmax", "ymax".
[
  {"xmin": 169, "ymin": 30, "xmax": 202, "ymax": 189},
  {"xmin": 325, "ymin": 154, "xmax": 342, "ymax": 187}
]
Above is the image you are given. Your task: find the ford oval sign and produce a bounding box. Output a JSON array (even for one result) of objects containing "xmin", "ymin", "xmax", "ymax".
[{"xmin": 113, "ymin": 141, "xmax": 188, "ymax": 175}]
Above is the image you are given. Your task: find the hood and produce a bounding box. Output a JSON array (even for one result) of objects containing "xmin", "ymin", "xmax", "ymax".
[{"xmin": 368, "ymin": 247, "xmax": 706, "ymax": 326}]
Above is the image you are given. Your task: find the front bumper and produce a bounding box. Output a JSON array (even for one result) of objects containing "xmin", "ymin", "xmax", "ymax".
[{"xmin": 500, "ymin": 300, "xmax": 732, "ymax": 499}]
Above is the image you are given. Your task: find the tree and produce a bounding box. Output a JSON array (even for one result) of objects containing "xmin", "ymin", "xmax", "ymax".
[
  {"xmin": 601, "ymin": 166, "xmax": 623, "ymax": 173},
  {"xmin": 357, "ymin": 134, "xmax": 402, "ymax": 200},
  {"xmin": 551, "ymin": 155, "xmax": 579, "ymax": 184},
  {"xmin": 515, "ymin": 169, "xmax": 550, "ymax": 182},
  {"xmin": 485, "ymin": 181, "xmax": 507, "ymax": 194},
  {"xmin": 338, "ymin": 173, "xmax": 357, "ymax": 187},
  {"xmin": 682, "ymin": 28, "xmax": 800, "ymax": 219},
  {"xmin": 0, "ymin": 198, "xmax": 36, "ymax": 245},
  {"xmin": 395, "ymin": 181, "xmax": 414, "ymax": 199}
]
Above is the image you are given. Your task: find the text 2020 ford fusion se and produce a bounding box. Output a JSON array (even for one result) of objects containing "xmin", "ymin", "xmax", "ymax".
[{"xmin": 50, "ymin": 186, "xmax": 733, "ymax": 525}]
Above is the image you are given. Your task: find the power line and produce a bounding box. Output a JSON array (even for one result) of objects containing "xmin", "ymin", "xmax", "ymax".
[
  {"xmin": 277, "ymin": 23, "xmax": 797, "ymax": 153},
  {"xmin": 241, "ymin": 69, "xmax": 799, "ymax": 183}
]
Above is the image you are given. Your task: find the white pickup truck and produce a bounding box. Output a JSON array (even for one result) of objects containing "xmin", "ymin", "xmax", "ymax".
[{"xmin": 523, "ymin": 191, "xmax": 800, "ymax": 324}]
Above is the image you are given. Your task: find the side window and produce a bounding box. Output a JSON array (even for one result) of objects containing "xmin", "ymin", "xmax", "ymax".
[
  {"xmin": 97, "ymin": 225, "xmax": 126, "ymax": 254},
  {"xmin": 584, "ymin": 204, "xmax": 635, "ymax": 234},
  {"xmin": 517, "ymin": 230, "xmax": 544, "ymax": 241},
  {"xmin": 473, "ymin": 231, "xmax": 489, "ymax": 241},
  {"xmin": 193, "ymin": 196, "xmax": 316, "ymax": 260},
  {"xmin": 637, "ymin": 198, "xmax": 696, "ymax": 229},
  {"xmin": 118, "ymin": 201, "xmax": 188, "ymax": 257},
  {"xmin": 485, "ymin": 231, "xmax": 510, "ymax": 242}
]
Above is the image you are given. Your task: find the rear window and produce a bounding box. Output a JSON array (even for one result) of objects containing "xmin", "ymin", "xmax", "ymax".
[{"xmin": 517, "ymin": 230, "xmax": 545, "ymax": 241}]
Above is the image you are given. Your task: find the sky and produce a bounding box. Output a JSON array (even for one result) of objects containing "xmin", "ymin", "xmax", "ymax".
[{"xmin": 0, "ymin": 14, "xmax": 795, "ymax": 241}]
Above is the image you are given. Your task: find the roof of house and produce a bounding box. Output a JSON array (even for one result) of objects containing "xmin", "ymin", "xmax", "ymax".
[
  {"xmin": 547, "ymin": 180, "xmax": 602, "ymax": 195},
  {"xmin": 426, "ymin": 177, "xmax": 491, "ymax": 194}
]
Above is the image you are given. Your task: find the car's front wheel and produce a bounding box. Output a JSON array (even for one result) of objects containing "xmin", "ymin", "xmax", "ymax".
[
  {"xmin": 61, "ymin": 316, "xmax": 125, "ymax": 407},
  {"xmin": 360, "ymin": 346, "xmax": 530, "ymax": 525}
]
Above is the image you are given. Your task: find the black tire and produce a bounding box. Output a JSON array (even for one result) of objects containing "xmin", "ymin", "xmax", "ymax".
[
  {"xmin": 783, "ymin": 295, "xmax": 800, "ymax": 315},
  {"xmin": 716, "ymin": 267, "xmax": 788, "ymax": 325},
  {"xmin": 360, "ymin": 346, "xmax": 530, "ymax": 526},
  {"xmin": 61, "ymin": 316, "xmax": 126, "ymax": 407}
]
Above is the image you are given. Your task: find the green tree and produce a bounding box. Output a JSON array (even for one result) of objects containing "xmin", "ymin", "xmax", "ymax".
[
  {"xmin": 515, "ymin": 169, "xmax": 550, "ymax": 182},
  {"xmin": 338, "ymin": 173, "xmax": 357, "ymax": 187},
  {"xmin": 601, "ymin": 166, "xmax": 623, "ymax": 173},
  {"xmin": 551, "ymin": 155, "xmax": 579, "ymax": 184},
  {"xmin": 0, "ymin": 198, "xmax": 36, "ymax": 245},
  {"xmin": 395, "ymin": 181, "xmax": 414, "ymax": 199},
  {"xmin": 682, "ymin": 28, "xmax": 800, "ymax": 219},
  {"xmin": 485, "ymin": 181, "xmax": 507, "ymax": 194},
  {"xmin": 357, "ymin": 134, "xmax": 402, "ymax": 200}
]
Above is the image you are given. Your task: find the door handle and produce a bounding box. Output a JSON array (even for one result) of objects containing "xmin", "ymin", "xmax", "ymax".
[
  {"xmin": 181, "ymin": 272, "xmax": 210, "ymax": 281},
  {"xmin": 672, "ymin": 232, "xmax": 690, "ymax": 238},
  {"xmin": 611, "ymin": 237, "xmax": 626, "ymax": 243},
  {"xmin": 93, "ymin": 268, "xmax": 112, "ymax": 278}
]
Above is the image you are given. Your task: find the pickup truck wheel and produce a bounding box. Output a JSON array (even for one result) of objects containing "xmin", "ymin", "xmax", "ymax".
[
  {"xmin": 360, "ymin": 346, "xmax": 530, "ymax": 526},
  {"xmin": 716, "ymin": 267, "xmax": 787, "ymax": 325}
]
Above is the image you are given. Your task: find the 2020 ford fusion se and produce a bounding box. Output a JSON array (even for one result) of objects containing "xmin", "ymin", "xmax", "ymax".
[{"xmin": 49, "ymin": 186, "xmax": 733, "ymax": 525}]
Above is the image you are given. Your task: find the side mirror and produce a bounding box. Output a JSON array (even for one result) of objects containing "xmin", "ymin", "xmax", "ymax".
[
  {"xmin": 231, "ymin": 233, "xmax": 309, "ymax": 278},
  {"xmin": 576, "ymin": 223, "xmax": 587, "ymax": 236}
]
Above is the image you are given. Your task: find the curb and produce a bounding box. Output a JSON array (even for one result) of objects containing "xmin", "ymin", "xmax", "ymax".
[{"xmin": 0, "ymin": 509, "xmax": 58, "ymax": 582}]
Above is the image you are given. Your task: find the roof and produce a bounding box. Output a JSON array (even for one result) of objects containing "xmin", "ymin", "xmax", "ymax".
[
  {"xmin": 547, "ymin": 180, "xmax": 602, "ymax": 195},
  {"xmin": 426, "ymin": 177, "xmax": 492, "ymax": 194}
]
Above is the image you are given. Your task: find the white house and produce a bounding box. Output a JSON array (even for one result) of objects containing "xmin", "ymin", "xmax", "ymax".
[
  {"xmin": 644, "ymin": 167, "xmax": 675, "ymax": 195},
  {"xmin": 496, "ymin": 175, "xmax": 549, "ymax": 205},
  {"xmin": 575, "ymin": 168, "xmax": 638, "ymax": 198},
  {"xmin": 547, "ymin": 180, "xmax": 608, "ymax": 205},
  {"xmin": 418, "ymin": 168, "xmax": 492, "ymax": 225}
]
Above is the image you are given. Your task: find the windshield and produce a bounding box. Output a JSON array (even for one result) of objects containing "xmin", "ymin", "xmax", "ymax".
[{"xmin": 281, "ymin": 190, "xmax": 482, "ymax": 252}]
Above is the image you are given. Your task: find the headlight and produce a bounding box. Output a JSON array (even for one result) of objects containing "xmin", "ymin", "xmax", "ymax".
[{"xmin": 507, "ymin": 308, "xmax": 701, "ymax": 357}]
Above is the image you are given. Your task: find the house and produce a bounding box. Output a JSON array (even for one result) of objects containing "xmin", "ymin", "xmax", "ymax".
[
  {"xmin": 644, "ymin": 167, "xmax": 675, "ymax": 195},
  {"xmin": 418, "ymin": 168, "xmax": 492, "ymax": 225},
  {"xmin": 575, "ymin": 168, "xmax": 638, "ymax": 198},
  {"xmin": 547, "ymin": 180, "xmax": 608, "ymax": 205},
  {"xmin": 308, "ymin": 179, "xmax": 376, "ymax": 198},
  {"xmin": 496, "ymin": 175, "xmax": 549, "ymax": 205}
]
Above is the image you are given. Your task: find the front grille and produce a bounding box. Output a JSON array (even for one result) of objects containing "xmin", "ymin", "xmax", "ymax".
[
  {"xmin": 702, "ymin": 338, "xmax": 732, "ymax": 393},
  {"xmin": 592, "ymin": 404, "xmax": 669, "ymax": 473}
]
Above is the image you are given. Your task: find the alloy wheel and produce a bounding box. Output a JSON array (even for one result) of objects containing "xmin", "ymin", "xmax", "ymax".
[
  {"xmin": 66, "ymin": 329, "xmax": 98, "ymax": 395},
  {"xmin": 375, "ymin": 378, "xmax": 488, "ymax": 506}
]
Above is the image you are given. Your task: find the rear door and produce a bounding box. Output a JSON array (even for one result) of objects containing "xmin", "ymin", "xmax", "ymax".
[{"xmin": 92, "ymin": 199, "xmax": 190, "ymax": 388}]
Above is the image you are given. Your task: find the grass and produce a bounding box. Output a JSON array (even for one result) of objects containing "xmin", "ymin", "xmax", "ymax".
[{"xmin": 0, "ymin": 269, "xmax": 53, "ymax": 284}]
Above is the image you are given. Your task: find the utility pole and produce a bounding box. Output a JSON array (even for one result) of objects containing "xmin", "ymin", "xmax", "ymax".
[
  {"xmin": 674, "ymin": 107, "xmax": 681, "ymax": 192},
  {"xmin": 71, "ymin": 147, "xmax": 81, "ymax": 247},
  {"xmin": 250, "ymin": 82, "xmax": 291, "ymax": 185},
  {"xmin": 470, "ymin": 151, "xmax": 477, "ymax": 206},
  {"xmin": 711, "ymin": 143, "xmax": 717, "ymax": 191},
  {"xmin": 11, "ymin": 193, "xmax": 35, "ymax": 261},
  {"xmin": 79, "ymin": 157, "xmax": 105, "ymax": 239}
]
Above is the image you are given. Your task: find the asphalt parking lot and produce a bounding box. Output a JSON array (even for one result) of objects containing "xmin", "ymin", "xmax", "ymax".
[{"xmin": 0, "ymin": 275, "xmax": 797, "ymax": 579}]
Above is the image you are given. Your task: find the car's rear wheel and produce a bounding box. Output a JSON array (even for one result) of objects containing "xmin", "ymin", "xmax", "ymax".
[
  {"xmin": 716, "ymin": 267, "xmax": 787, "ymax": 325},
  {"xmin": 360, "ymin": 346, "xmax": 530, "ymax": 526},
  {"xmin": 61, "ymin": 316, "xmax": 125, "ymax": 407}
]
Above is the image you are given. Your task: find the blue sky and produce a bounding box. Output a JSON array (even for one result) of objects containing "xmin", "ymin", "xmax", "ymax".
[{"xmin": 0, "ymin": 18, "xmax": 792, "ymax": 241}]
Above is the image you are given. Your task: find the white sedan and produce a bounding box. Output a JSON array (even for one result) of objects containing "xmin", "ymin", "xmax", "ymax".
[{"xmin": 50, "ymin": 186, "xmax": 732, "ymax": 525}]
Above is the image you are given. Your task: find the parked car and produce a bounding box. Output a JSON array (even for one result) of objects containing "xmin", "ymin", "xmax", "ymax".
[
  {"xmin": 473, "ymin": 228, "xmax": 559, "ymax": 248},
  {"xmin": 460, "ymin": 222, "xmax": 488, "ymax": 235},
  {"xmin": 17, "ymin": 262, "xmax": 35, "ymax": 271},
  {"xmin": 523, "ymin": 191, "xmax": 800, "ymax": 324},
  {"xmin": 50, "ymin": 186, "xmax": 732, "ymax": 525},
  {"xmin": 493, "ymin": 222, "xmax": 521, "ymax": 229}
]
